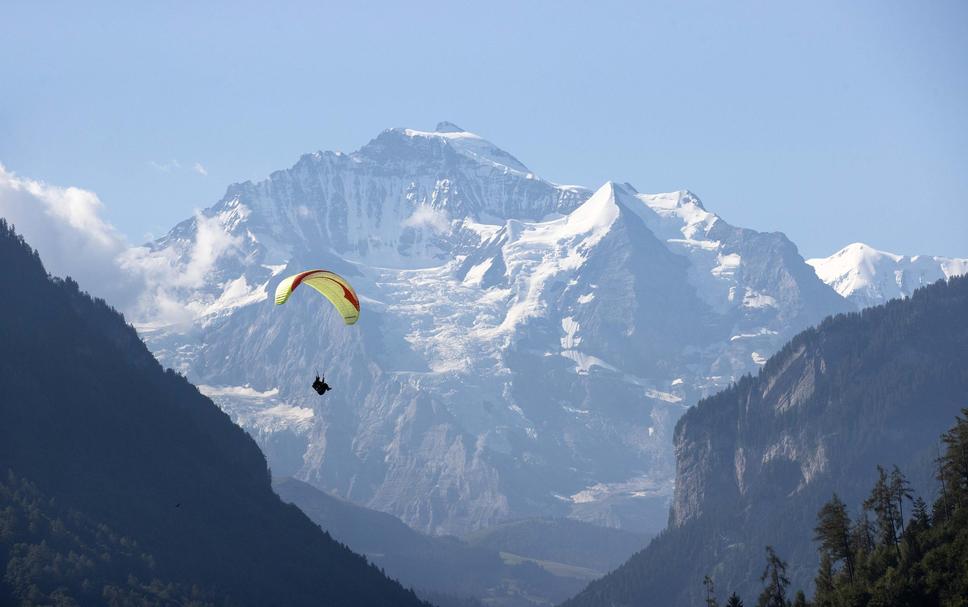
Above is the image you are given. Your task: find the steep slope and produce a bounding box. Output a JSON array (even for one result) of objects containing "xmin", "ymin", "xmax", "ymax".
[
  {"xmin": 0, "ymin": 471, "xmax": 216, "ymax": 605},
  {"xmin": 274, "ymin": 477, "xmax": 590, "ymax": 607},
  {"xmin": 137, "ymin": 124, "xmax": 849, "ymax": 535},
  {"xmin": 563, "ymin": 275, "xmax": 968, "ymax": 607},
  {"xmin": 808, "ymin": 242, "xmax": 968, "ymax": 309},
  {"xmin": 0, "ymin": 220, "xmax": 427, "ymax": 607}
]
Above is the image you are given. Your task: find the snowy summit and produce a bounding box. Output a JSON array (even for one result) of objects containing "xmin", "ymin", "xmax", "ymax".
[
  {"xmin": 133, "ymin": 124, "xmax": 867, "ymax": 536},
  {"xmin": 807, "ymin": 242, "xmax": 968, "ymax": 309}
]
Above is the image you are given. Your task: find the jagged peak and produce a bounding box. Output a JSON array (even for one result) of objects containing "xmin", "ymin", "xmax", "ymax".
[
  {"xmin": 678, "ymin": 190, "xmax": 705, "ymax": 210},
  {"xmin": 435, "ymin": 121, "xmax": 465, "ymax": 133},
  {"xmin": 353, "ymin": 124, "xmax": 533, "ymax": 175},
  {"xmin": 815, "ymin": 242, "xmax": 903, "ymax": 265},
  {"xmin": 564, "ymin": 182, "xmax": 624, "ymax": 232},
  {"xmin": 627, "ymin": 188, "xmax": 706, "ymax": 212},
  {"xmin": 604, "ymin": 180, "xmax": 638, "ymax": 199},
  {"xmin": 807, "ymin": 241, "xmax": 968, "ymax": 308},
  {"xmin": 586, "ymin": 182, "xmax": 680, "ymax": 224}
]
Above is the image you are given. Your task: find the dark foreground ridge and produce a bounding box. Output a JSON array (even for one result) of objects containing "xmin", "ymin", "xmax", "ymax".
[
  {"xmin": 563, "ymin": 274, "xmax": 968, "ymax": 606},
  {"xmin": 0, "ymin": 218, "xmax": 427, "ymax": 606}
]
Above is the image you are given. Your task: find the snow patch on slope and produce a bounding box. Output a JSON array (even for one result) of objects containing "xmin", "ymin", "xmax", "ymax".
[
  {"xmin": 402, "ymin": 124, "xmax": 532, "ymax": 175},
  {"xmin": 198, "ymin": 384, "xmax": 315, "ymax": 434},
  {"xmin": 491, "ymin": 183, "xmax": 621, "ymax": 335}
]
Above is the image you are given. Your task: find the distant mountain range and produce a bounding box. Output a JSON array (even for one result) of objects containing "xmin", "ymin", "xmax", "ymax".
[
  {"xmin": 136, "ymin": 123, "xmax": 860, "ymax": 535},
  {"xmin": 807, "ymin": 242, "xmax": 967, "ymax": 309},
  {"xmin": 563, "ymin": 274, "xmax": 968, "ymax": 606},
  {"xmin": 274, "ymin": 477, "xmax": 647, "ymax": 607},
  {"xmin": 0, "ymin": 220, "xmax": 427, "ymax": 606}
]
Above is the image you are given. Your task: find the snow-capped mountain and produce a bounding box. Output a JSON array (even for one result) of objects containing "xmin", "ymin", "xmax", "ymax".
[
  {"xmin": 139, "ymin": 123, "xmax": 849, "ymax": 535},
  {"xmin": 807, "ymin": 242, "xmax": 968, "ymax": 309}
]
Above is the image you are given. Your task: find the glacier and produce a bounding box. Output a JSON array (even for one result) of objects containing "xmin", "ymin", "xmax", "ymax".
[{"xmin": 136, "ymin": 122, "xmax": 849, "ymax": 535}]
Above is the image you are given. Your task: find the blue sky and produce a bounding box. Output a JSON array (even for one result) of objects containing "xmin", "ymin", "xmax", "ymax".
[{"xmin": 2, "ymin": 0, "xmax": 966, "ymax": 257}]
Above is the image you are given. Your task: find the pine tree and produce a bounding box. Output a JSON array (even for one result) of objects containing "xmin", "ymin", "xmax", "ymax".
[
  {"xmin": 812, "ymin": 552, "xmax": 835, "ymax": 607},
  {"xmin": 725, "ymin": 592, "xmax": 744, "ymax": 607},
  {"xmin": 756, "ymin": 546, "xmax": 790, "ymax": 607},
  {"xmin": 791, "ymin": 590, "xmax": 809, "ymax": 607},
  {"xmin": 703, "ymin": 575, "xmax": 719, "ymax": 607},
  {"xmin": 850, "ymin": 511, "xmax": 875, "ymax": 558},
  {"xmin": 814, "ymin": 493, "xmax": 854, "ymax": 582},
  {"xmin": 910, "ymin": 496, "xmax": 930, "ymax": 531},
  {"xmin": 939, "ymin": 408, "xmax": 968, "ymax": 508},
  {"xmin": 863, "ymin": 465, "xmax": 901, "ymax": 558},
  {"xmin": 889, "ymin": 465, "xmax": 913, "ymax": 533},
  {"xmin": 935, "ymin": 440, "xmax": 952, "ymax": 522}
]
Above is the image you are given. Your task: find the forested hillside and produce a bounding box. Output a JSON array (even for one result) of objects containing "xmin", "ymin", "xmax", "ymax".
[
  {"xmin": 0, "ymin": 220, "xmax": 427, "ymax": 606},
  {"xmin": 564, "ymin": 275, "xmax": 968, "ymax": 606},
  {"xmin": 807, "ymin": 414, "xmax": 968, "ymax": 607}
]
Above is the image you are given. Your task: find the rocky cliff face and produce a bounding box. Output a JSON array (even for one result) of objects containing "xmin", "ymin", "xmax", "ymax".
[
  {"xmin": 671, "ymin": 337, "xmax": 829, "ymax": 528},
  {"xmin": 564, "ymin": 275, "xmax": 968, "ymax": 607},
  {"xmin": 136, "ymin": 123, "xmax": 849, "ymax": 535}
]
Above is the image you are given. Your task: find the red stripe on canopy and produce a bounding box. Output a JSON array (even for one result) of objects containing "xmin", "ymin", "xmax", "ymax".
[
  {"xmin": 289, "ymin": 270, "xmax": 320, "ymax": 291},
  {"xmin": 333, "ymin": 279, "xmax": 361, "ymax": 311},
  {"xmin": 291, "ymin": 270, "xmax": 360, "ymax": 312}
]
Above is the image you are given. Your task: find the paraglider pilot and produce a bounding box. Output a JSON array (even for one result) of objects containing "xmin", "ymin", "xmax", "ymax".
[
  {"xmin": 312, "ymin": 374, "xmax": 331, "ymax": 396},
  {"xmin": 273, "ymin": 268, "xmax": 358, "ymax": 398}
]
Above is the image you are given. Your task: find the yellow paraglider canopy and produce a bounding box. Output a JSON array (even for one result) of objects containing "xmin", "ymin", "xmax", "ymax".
[{"xmin": 274, "ymin": 270, "xmax": 360, "ymax": 325}]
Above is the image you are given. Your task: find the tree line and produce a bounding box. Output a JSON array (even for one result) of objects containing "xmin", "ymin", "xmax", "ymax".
[{"xmin": 705, "ymin": 407, "xmax": 968, "ymax": 606}]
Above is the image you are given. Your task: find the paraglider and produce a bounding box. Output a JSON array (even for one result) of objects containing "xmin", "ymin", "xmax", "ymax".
[
  {"xmin": 274, "ymin": 269, "xmax": 360, "ymax": 324},
  {"xmin": 274, "ymin": 269, "xmax": 361, "ymax": 395},
  {"xmin": 312, "ymin": 375, "xmax": 331, "ymax": 395}
]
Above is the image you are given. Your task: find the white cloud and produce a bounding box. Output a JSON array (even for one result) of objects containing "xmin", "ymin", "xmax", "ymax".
[
  {"xmin": 119, "ymin": 211, "xmax": 242, "ymax": 329},
  {"xmin": 402, "ymin": 204, "xmax": 451, "ymax": 233},
  {"xmin": 149, "ymin": 159, "xmax": 208, "ymax": 177},
  {"xmin": 0, "ymin": 164, "xmax": 140, "ymax": 308},
  {"xmin": 0, "ymin": 165, "xmax": 243, "ymax": 331},
  {"xmin": 149, "ymin": 159, "xmax": 181, "ymax": 173}
]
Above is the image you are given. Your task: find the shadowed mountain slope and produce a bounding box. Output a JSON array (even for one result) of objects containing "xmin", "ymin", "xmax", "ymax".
[
  {"xmin": 0, "ymin": 220, "xmax": 427, "ymax": 606},
  {"xmin": 275, "ymin": 476, "xmax": 607, "ymax": 607},
  {"xmin": 563, "ymin": 275, "xmax": 968, "ymax": 606}
]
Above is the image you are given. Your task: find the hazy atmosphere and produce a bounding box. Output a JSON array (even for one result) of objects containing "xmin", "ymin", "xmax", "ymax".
[{"xmin": 2, "ymin": 3, "xmax": 967, "ymax": 607}]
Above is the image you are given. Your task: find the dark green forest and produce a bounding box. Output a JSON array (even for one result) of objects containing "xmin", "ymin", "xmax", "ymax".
[
  {"xmin": 0, "ymin": 471, "xmax": 217, "ymax": 606},
  {"xmin": 808, "ymin": 408, "xmax": 968, "ymax": 606},
  {"xmin": 0, "ymin": 219, "xmax": 427, "ymax": 606}
]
